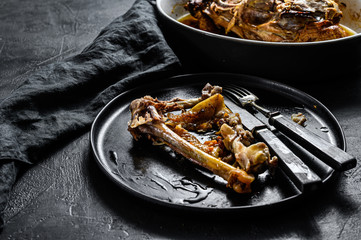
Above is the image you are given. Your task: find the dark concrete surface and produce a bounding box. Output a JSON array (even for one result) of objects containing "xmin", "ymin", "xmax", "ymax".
[{"xmin": 1, "ymin": 0, "xmax": 361, "ymax": 239}]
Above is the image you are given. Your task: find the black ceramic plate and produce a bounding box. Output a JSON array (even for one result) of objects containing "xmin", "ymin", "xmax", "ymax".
[{"xmin": 90, "ymin": 73, "xmax": 345, "ymax": 211}]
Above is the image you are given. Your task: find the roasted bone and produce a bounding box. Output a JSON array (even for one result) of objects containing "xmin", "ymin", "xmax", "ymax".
[
  {"xmin": 128, "ymin": 84, "xmax": 276, "ymax": 193},
  {"xmin": 129, "ymin": 103, "xmax": 255, "ymax": 193}
]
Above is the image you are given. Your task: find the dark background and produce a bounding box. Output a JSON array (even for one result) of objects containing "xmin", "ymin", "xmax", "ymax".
[{"xmin": 1, "ymin": 0, "xmax": 361, "ymax": 239}]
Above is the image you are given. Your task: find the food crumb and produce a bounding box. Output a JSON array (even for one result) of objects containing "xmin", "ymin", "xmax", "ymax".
[{"xmin": 291, "ymin": 112, "xmax": 307, "ymax": 126}]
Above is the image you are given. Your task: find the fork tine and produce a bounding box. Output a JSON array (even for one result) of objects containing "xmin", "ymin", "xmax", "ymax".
[
  {"xmin": 227, "ymin": 84, "xmax": 251, "ymax": 95},
  {"xmin": 224, "ymin": 84, "xmax": 248, "ymax": 97},
  {"xmin": 223, "ymin": 86, "xmax": 247, "ymax": 97},
  {"xmin": 226, "ymin": 84, "xmax": 259, "ymax": 101},
  {"xmin": 224, "ymin": 84, "xmax": 250, "ymax": 96},
  {"xmin": 222, "ymin": 87, "xmax": 239, "ymax": 101},
  {"xmin": 237, "ymin": 88, "xmax": 249, "ymax": 97},
  {"xmin": 239, "ymin": 87, "xmax": 252, "ymax": 96}
]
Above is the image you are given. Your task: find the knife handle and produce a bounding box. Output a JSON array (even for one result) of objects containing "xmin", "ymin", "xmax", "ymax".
[
  {"xmin": 269, "ymin": 114, "xmax": 356, "ymax": 171},
  {"xmin": 255, "ymin": 128, "xmax": 322, "ymax": 193}
]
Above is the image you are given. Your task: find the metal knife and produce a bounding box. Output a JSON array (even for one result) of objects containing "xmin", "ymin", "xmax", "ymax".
[{"xmin": 223, "ymin": 85, "xmax": 357, "ymax": 172}]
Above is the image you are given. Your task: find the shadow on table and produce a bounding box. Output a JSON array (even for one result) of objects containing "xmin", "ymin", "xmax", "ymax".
[{"xmin": 86, "ymin": 145, "xmax": 359, "ymax": 239}]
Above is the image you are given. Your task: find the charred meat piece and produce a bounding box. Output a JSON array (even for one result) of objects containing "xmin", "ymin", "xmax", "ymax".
[
  {"xmin": 128, "ymin": 84, "xmax": 277, "ymax": 193},
  {"xmin": 184, "ymin": 0, "xmax": 348, "ymax": 42}
]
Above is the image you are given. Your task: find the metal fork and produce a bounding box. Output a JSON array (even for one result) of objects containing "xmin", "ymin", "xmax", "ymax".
[{"xmin": 222, "ymin": 84, "xmax": 356, "ymax": 172}]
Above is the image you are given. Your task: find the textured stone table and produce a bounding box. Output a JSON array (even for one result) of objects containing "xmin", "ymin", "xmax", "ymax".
[{"xmin": 1, "ymin": 0, "xmax": 361, "ymax": 239}]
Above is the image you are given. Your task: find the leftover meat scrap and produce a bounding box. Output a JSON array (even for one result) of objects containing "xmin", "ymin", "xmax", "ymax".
[{"xmin": 291, "ymin": 112, "xmax": 307, "ymax": 126}]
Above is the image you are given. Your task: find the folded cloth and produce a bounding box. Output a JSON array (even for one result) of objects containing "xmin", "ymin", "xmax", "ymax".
[{"xmin": 0, "ymin": 0, "xmax": 181, "ymax": 229}]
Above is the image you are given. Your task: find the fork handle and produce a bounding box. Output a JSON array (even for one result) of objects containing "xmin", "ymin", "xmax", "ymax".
[{"xmin": 269, "ymin": 114, "xmax": 357, "ymax": 171}]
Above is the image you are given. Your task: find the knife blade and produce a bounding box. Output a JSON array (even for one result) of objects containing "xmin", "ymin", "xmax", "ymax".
[{"xmin": 231, "ymin": 105, "xmax": 322, "ymax": 193}]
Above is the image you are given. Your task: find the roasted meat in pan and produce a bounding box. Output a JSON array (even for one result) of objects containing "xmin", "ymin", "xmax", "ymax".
[
  {"xmin": 184, "ymin": 0, "xmax": 349, "ymax": 42},
  {"xmin": 128, "ymin": 84, "xmax": 277, "ymax": 194}
]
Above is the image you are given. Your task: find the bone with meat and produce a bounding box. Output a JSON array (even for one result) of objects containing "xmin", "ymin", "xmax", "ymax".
[{"xmin": 128, "ymin": 84, "xmax": 277, "ymax": 193}]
